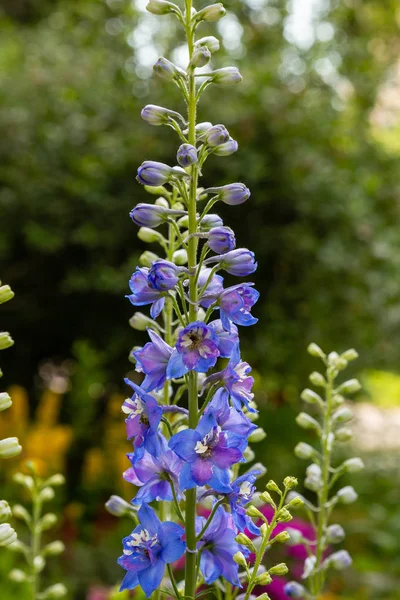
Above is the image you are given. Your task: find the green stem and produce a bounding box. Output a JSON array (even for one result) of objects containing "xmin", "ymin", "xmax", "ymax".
[
  {"xmin": 30, "ymin": 483, "xmax": 42, "ymax": 600},
  {"xmin": 196, "ymin": 498, "xmax": 225, "ymax": 542}
]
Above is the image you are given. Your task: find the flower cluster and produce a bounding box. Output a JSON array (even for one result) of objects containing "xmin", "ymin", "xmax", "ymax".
[
  {"xmin": 284, "ymin": 344, "xmax": 363, "ymax": 599},
  {"xmin": 106, "ymin": 0, "xmax": 296, "ymax": 597}
]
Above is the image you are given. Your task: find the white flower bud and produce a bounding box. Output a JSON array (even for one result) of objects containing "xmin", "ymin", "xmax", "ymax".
[
  {"xmin": 328, "ymin": 549, "xmax": 352, "ymax": 570},
  {"xmin": 248, "ymin": 427, "xmax": 267, "ymax": 443},
  {"xmin": 195, "ymin": 36, "xmax": 220, "ymax": 54},
  {"xmin": 0, "ymin": 523, "xmax": 17, "ymax": 546},
  {"xmin": 309, "ymin": 372, "xmax": 326, "ymax": 388},
  {"xmin": 41, "ymin": 583, "xmax": 68, "ymax": 598},
  {"xmin": 301, "ymin": 388, "xmax": 323, "ymax": 405},
  {"xmin": 335, "ymin": 426, "xmax": 352, "ymax": 442},
  {"xmin": 211, "ymin": 66, "xmax": 242, "ymax": 85},
  {"xmin": 243, "ymin": 446, "xmax": 255, "ymax": 462},
  {"xmin": 307, "ymin": 343, "xmax": 325, "ymax": 359},
  {"xmin": 39, "ymin": 513, "xmax": 58, "ymax": 531},
  {"xmin": 105, "ymin": 495, "xmax": 133, "ymax": 517},
  {"xmin": 233, "ymin": 551, "xmax": 248, "ymax": 568},
  {"xmin": 294, "ymin": 442, "xmax": 314, "ymax": 460},
  {"xmin": 172, "ymin": 249, "xmax": 188, "ymax": 265},
  {"xmin": 0, "ymin": 392, "xmax": 12, "ymax": 411},
  {"xmin": 13, "ymin": 504, "xmax": 31, "ymax": 524},
  {"xmin": 0, "ymin": 331, "xmax": 14, "ymax": 350},
  {"xmin": 337, "ymin": 378, "xmax": 361, "ymax": 394},
  {"xmin": 155, "ymin": 196, "xmax": 170, "ymax": 208},
  {"xmin": 332, "ymin": 407, "xmax": 353, "ymax": 424},
  {"xmin": 34, "ymin": 555, "xmax": 46, "ymax": 573},
  {"xmin": 43, "ymin": 541, "xmax": 65, "ymax": 556},
  {"xmin": 13, "ymin": 473, "xmax": 34, "ymax": 489},
  {"xmin": 304, "ymin": 464, "xmax": 322, "ymax": 492},
  {"xmin": 40, "ymin": 487, "xmax": 55, "ymax": 502},
  {"xmin": 326, "ymin": 524, "xmax": 345, "ymax": 544},
  {"xmin": 194, "ymin": 3, "xmax": 226, "ymax": 23},
  {"xmin": 138, "ymin": 228, "xmax": 164, "ymax": 244},
  {"xmin": 296, "ymin": 412, "xmax": 321, "ymax": 433},
  {"xmin": 9, "ymin": 568, "xmax": 27, "ymax": 582},
  {"xmin": 146, "ymin": 0, "xmax": 179, "ymax": 15},
  {"xmin": 342, "ymin": 457, "xmax": 364, "ymax": 473},
  {"xmin": 44, "ymin": 474, "xmax": 65, "ymax": 487},
  {"xmin": 341, "ymin": 348, "xmax": 358, "ymax": 362},
  {"xmin": 248, "ymin": 462, "xmax": 267, "ymax": 477},
  {"xmin": 286, "ymin": 527, "xmax": 303, "ymax": 545},
  {"xmin": 337, "ymin": 486, "xmax": 358, "ymax": 504},
  {"xmin": 0, "ymin": 437, "xmax": 22, "ymax": 459},
  {"xmin": 0, "ymin": 500, "xmax": 12, "ymax": 523}
]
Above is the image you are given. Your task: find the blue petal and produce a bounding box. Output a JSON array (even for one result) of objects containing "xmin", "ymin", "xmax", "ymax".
[
  {"xmin": 137, "ymin": 503, "xmax": 161, "ymax": 536},
  {"xmin": 159, "ymin": 522, "xmax": 186, "ymax": 562},
  {"xmin": 119, "ymin": 570, "xmax": 139, "ymax": 592},
  {"xmin": 197, "ymin": 410, "xmax": 218, "ymax": 438},
  {"xmin": 200, "ymin": 549, "xmax": 223, "ymax": 584},
  {"xmin": 166, "ymin": 350, "xmax": 188, "ymax": 379},
  {"xmin": 179, "ymin": 462, "xmax": 197, "ymax": 490},
  {"xmin": 208, "ymin": 467, "xmax": 232, "ymax": 493},
  {"xmin": 138, "ymin": 560, "xmax": 165, "ymax": 597},
  {"xmin": 169, "ymin": 429, "xmax": 200, "ymax": 462},
  {"xmin": 151, "ymin": 297, "xmax": 165, "ymax": 319}
]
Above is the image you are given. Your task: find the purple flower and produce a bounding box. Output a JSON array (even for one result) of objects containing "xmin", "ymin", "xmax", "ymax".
[
  {"xmin": 204, "ymin": 184, "xmax": 250, "ymax": 206},
  {"xmin": 208, "ymin": 320, "xmax": 238, "ymax": 358},
  {"xmin": 118, "ymin": 503, "xmax": 185, "ymax": 597},
  {"xmin": 127, "ymin": 267, "xmax": 165, "ymax": 319},
  {"xmin": 206, "ymin": 388, "xmax": 256, "ymax": 438},
  {"xmin": 166, "ymin": 321, "xmax": 220, "ymax": 378},
  {"xmin": 141, "ymin": 104, "xmax": 185, "ymax": 127},
  {"xmin": 130, "ymin": 204, "xmax": 186, "ymax": 228},
  {"xmin": 199, "ymin": 214, "xmax": 224, "ymax": 231},
  {"xmin": 206, "ymin": 248, "xmax": 257, "ymax": 276},
  {"xmin": 177, "ymin": 143, "xmax": 198, "ymax": 167},
  {"xmin": 169, "ymin": 410, "xmax": 243, "ymax": 492},
  {"xmin": 284, "ymin": 582, "xmax": 306, "ymax": 598},
  {"xmin": 219, "ymin": 283, "xmax": 259, "ymax": 330},
  {"xmin": 148, "ymin": 260, "xmax": 181, "ymax": 291},
  {"xmin": 204, "ymin": 124, "xmax": 230, "ymax": 147},
  {"xmin": 208, "ymin": 226, "xmax": 236, "ymax": 254},
  {"xmin": 196, "ymin": 507, "xmax": 242, "ymax": 586},
  {"xmin": 137, "ymin": 161, "xmax": 173, "ymax": 186},
  {"xmin": 123, "ymin": 379, "xmax": 162, "ymax": 455},
  {"xmin": 225, "ymin": 471, "xmax": 261, "ymax": 535},
  {"xmin": 124, "ymin": 442, "xmax": 183, "ymax": 504},
  {"xmin": 133, "ymin": 329, "xmax": 173, "ymax": 392}
]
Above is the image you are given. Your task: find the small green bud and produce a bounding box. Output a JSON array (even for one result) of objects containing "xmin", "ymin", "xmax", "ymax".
[
  {"xmin": 337, "ymin": 378, "xmax": 361, "ymax": 394},
  {"xmin": 235, "ymin": 533, "xmax": 256, "ymax": 552},
  {"xmin": 337, "ymin": 486, "xmax": 358, "ymax": 504},
  {"xmin": 43, "ymin": 541, "xmax": 65, "ymax": 556},
  {"xmin": 307, "ymin": 343, "xmax": 325, "ymax": 359},
  {"xmin": 266, "ymin": 480, "xmax": 281, "ymax": 495},
  {"xmin": 341, "ymin": 348, "xmax": 358, "ymax": 362},
  {"xmin": 332, "ymin": 393, "xmax": 345, "ymax": 407},
  {"xmin": 342, "ymin": 457, "xmax": 364, "ymax": 473},
  {"xmin": 304, "ymin": 463, "xmax": 322, "ymax": 492},
  {"xmin": 138, "ymin": 228, "xmax": 164, "ymax": 244},
  {"xmin": 255, "ymin": 572, "xmax": 273, "ymax": 585},
  {"xmin": 246, "ymin": 505, "xmax": 264, "ymax": 519},
  {"xmin": 41, "ymin": 583, "xmax": 68, "ymax": 598},
  {"xmin": 9, "ymin": 568, "xmax": 27, "ymax": 582},
  {"xmin": 283, "ymin": 476, "xmax": 298, "ymax": 490},
  {"xmin": 260, "ymin": 522, "xmax": 269, "ymax": 536},
  {"xmin": 256, "ymin": 594, "xmax": 271, "ymax": 600},
  {"xmin": 13, "ymin": 504, "xmax": 31, "ymax": 524},
  {"xmin": 39, "ymin": 487, "xmax": 55, "ymax": 502},
  {"xmin": 177, "ymin": 215, "xmax": 189, "ymax": 228},
  {"xmin": 269, "ymin": 563, "xmax": 289, "ymax": 576},
  {"xmin": 301, "ymin": 388, "xmax": 323, "ymax": 404},
  {"xmin": 13, "ymin": 473, "xmax": 34, "ymax": 489},
  {"xmin": 259, "ymin": 492, "xmax": 275, "ymax": 507},
  {"xmin": 139, "ymin": 249, "xmax": 160, "ymax": 266},
  {"xmin": 248, "ymin": 427, "xmax": 267, "ymax": 443},
  {"xmin": 129, "ymin": 312, "xmax": 155, "ymax": 331},
  {"xmin": 277, "ymin": 508, "xmax": 292, "ymax": 523},
  {"xmin": 144, "ymin": 185, "xmax": 170, "ymax": 197},
  {"xmin": 146, "ymin": 0, "xmax": 179, "ymax": 15},
  {"xmin": 332, "ymin": 407, "xmax": 353, "ymax": 424},
  {"xmin": 0, "ymin": 437, "xmax": 22, "ymax": 459},
  {"xmin": 172, "ymin": 249, "xmax": 188, "ymax": 265},
  {"xmin": 39, "ymin": 513, "xmax": 58, "ymax": 531},
  {"xmin": 309, "ymin": 372, "xmax": 326, "ymax": 388},
  {"xmin": 233, "ymin": 551, "xmax": 248, "ymax": 568},
  {"xmin": 335, "ymin": 426, "xmax": 352, "ymax": 442},
  {"xmin": 287, "ymin": 495, "xmax": 304, "ymax": 509},
  {"xmin": 0, "ymin": 523, "xmax": 17, "ymax": 546},
  {"xmin": 0, "ymin": 332, "xmax": 14, "ymax": 350},
  {"xmin": 193, "ymin": 3, "xmax": 226, "ymax": 23},
  {"xmin": 243, "ymin": 446, "xmax": 255, "ymax": 463},
  {"xmin": 34, "ymin": 555, "xmax": 46, "ymax": 573},
  {"xmin": 0, "ymin": 285, "xmax": 15, "ymax": 304},
  {"xmin": 294, "ymin": 442, "xmax": 314, "ymax": 460},
  {"xmin": 0, "ymin": 500, "xmax": 12, "ymax": 523},
  {"xmin": 154, "ymin": 196, "xmax": 170, "ymax": 208},
  {"xmin": 271, "ymin": 531, "xmax": 290, "ymax": 544},
  {"xmin": 6, "ymin": 539, "xmax": 29, "ymax": 554},
  {"xmin": 0, "ymin": 392, "xmax": 12, "ymax": 411},
  {"xmin": 296, "ymin": 412, "xmax": 321, "ymax": 433}
]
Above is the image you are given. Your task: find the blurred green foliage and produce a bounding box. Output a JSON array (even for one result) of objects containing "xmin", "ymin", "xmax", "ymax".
[{"xmin": 1, "ymin": 0, "xmax": 400, "ymax": 598}]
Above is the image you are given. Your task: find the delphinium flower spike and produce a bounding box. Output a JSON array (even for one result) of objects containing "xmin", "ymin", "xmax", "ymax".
[
  {"xmin": 284, "ymin": 344, "xmax": 364, "ymax": 599},
  {"xmin": 7, "ymin": 463, "xmax": 67, "ymax": 599},
  {"xmin": 106, "ymin": 1, "xmax": 298, "ymax": 598},
  {"xmin": 0, "ymin": 280, "xmax": 22, "ymax": 549}
]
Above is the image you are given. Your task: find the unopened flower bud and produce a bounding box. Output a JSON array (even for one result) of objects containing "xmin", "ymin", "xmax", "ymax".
[
  {"xmin": 0, "ymin": 437, "xmax": 22, "ymax": 459},
  {"xmin": 43, "ymin": 541, "xmax": 65, "ymax": 556},
  {"xmin": 326, "ymin": 524, "xmax": 345, "ymax": 544},
  {"xmin": 308, "ymin": 371, "xmax": 326, "ymax": 388},
  {"xmin": 286, "ymin": 528, "xmax": 303, "ymax": 545},
  {"xmin": 9, "ymin": 568, "xmax": 27, "ymax": 582},
  {"xmin": 195, "ymin": 122, "xmax": 213, "ymax": 137},
  {"xmin": 277, "ymin": 508, "xmax": 292, "ymax": 523},
  {"xmin": 0, "ymin": 392, "xmax": 12, "ymax": 411},
  {"xmin": 332, "ymin": 407, "xmax": 353, "ymax": 424},
  {"xmin": 296, "ymin": 412, "xmax": 321, "ymax": 432},
  {"xmin": 13, "ymin": 504, "xmax": 31, "ymax": 523},
  {"xmin": 243, "ymin": 446, "xmax": 255, "ymax": 463},
  {"xmin": 211, "ymin": 66, "xmax": 242, "ymax": 85},
  {"xmin": 235, "ymin": 532, "xmax": 255, "ymax": 551},
  {"xmin": 194, "ymin": 3, "xmax": 226, "ymax": 23},
  {"xmin": 0, "ymin": 285, "xmax": 14, "ymax": 304},
  {"xmin": 328, "ymin": 549, "xmax": 352, "ymax": 570},
  {"xmin": 337, "ymin": 378, "xmax": 361, "ymax": 394},
  {"xmin": 148, "ymin": 260, "xmax": 181, "ymax": 291},
  {"xmin": 204, "ymin": 124, "xmax": 230, "ymax": 147},
  {"xmin": 332, "ymin": 393, "xmax": 345, "ymax": 407},
  {"xmin": 342, "ymin": 457, "xmax": 364, "ymax": 473},
  {"xmin": 246, "ymin": 505, "xmax": 263, "ymax": 519},
  {"xmin": 272, "ymin": 531, "xmax": 290, "ymax": 544},
  {"xmin": 269, "ymin": 563, "xmax": 289, "ymax": 576},
  {"xmin": 40, "ymin": 487, "xmax": 55, "ymax": 502},
  {"xmin": 305, "ymin": 464, "xmax": 322, "ymax": 492},
  {"xmin": 199, "ymin": 213, "xmax": 224, "ymax": 231},
  {"xmin": 260, "ymin": 522, "xmax": 268, "ymax": 536},
  {"xmin": 141, "ymin": 104, "xmax": 184, "ymax": 127},
  {"xmin": 233, "ymin": 551, "xmax": 248, "ymax": 568},
  {"xmin": 105, "ymin": 495, "xmax": 133, "ymax": 517},
  {"xmin": 337, "ymin": 486, "xmax": 358, "ymax": 504},
  {"xmin": 138, "ymin": 228, "xmax": 164, "ymax": 244},
  {"xmin": 216, "ymin": 248, "xmax": 257, "ymax": 276},
  {"xmin": 287, "ymin": 495, "xmax": 304, "ymax": 509},
  {"xmin": 153, "ymin": 57, "xmax": 184, "ymax": 82},
  {"xmin": 214, "ymin": 138, "xmax": 238, "ymax": 156},
  {"xmin": 172, "ymin": 249, "xmax": 188, "ymax": 265},
  {"xmin": 195, "ymin": 36, "xmax": 220, "ymax": 54},
  {"xmin": 255, "ymin": 572, "xmax": 273, "ymax": 585},
  {"xmin": 34, "ymin": 555, "xmax": 46, "ymax": 573},
  {"xmin": 39, "ymin": 513, "xmax": 58, "ymax": 531},
  {"xmin": 284, "ymin": 581, "xmax": 305, "ymax": 598},
  {"xmin": 0, "ymin": 501, "xmax": 12, "ymax": 523},
  {"xmin": 137, "ymin": 161, "xmax": 173, "ymax": 186},
  {"xmin": 177, "ymin": 143, "xmax": 198, "ymax": 167},
  {"xmin": 248, "ymin": 427, "xmax": 267, "ymax": 443},
  {"xmin": 335, "ymin": 426, "xmax": 352, "ymax": 442},
  {"xmin": 257, "ymin": 594, "xmax": 271, "ymax": 600},
  {"xmin": 341, "ymin": 348, "xmax": 358, "ymax": 362},
  {"xmin": 205, "ymin": 183, "xmax": 250, "ymax": 205},
  {"xmin": 207, "ymin": 226, "xmax": 236, "ymax": 254},
  {"xmin": 266, "ymin": 480, "xmax": 281, "ymax": 494},
  {"xmin": 307, "ymin": 343, "xmax": 325, "ymax": 359},
  {"xmin": 0, "ymin": 332, "xmax": 14, "ymax": 350},
  {"xmin": 294, "ymin": 442, "xmax": 314, "ymax": 460},
  {"xmin": 248, "ymin": 462, "xmax": 267, "ymax": 478},
  {"xmin": 260, "ymin": 491, "xmax": 275, "ymax": 507},
  {"xmin": 190, "ymin": 46, "xmax": 211, "ymax": 68},
  {"xmin": 42, "ymin": 583, "xmax": 68, "ymax": 598},
  {"xmin": 300, "ymin": 388, "xmax": 323, "ymax": 405},
  {"xmin": 284, "ymin": 476, "xmax": 298, "ymax": 490},
  {"xmin": 13, "ymin": 473, "xmax": 33, "ymax": 489},
  {"xmin": 0, "ymin": 523, "xmax": 17, "ymax": 546},
  {"xmin": 139, "ymin": 251, "xmax": 160, "ymax": 267},
  {"xmin": 44, "ymin": 474, "xmax": 65, "ymax": 487},
  {"xmin": 146, "ymin": 0, "xmax": 179, "ymax": 15}
]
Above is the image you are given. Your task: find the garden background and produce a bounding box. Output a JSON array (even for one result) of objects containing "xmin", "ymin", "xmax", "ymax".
[{"xmin": 1, "ymin": 0, "xmax": 400, "ymax": 598}]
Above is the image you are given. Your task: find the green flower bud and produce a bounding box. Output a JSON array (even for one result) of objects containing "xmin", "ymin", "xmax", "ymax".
[
  {"xmin": 271, "ymin": 531, "xmax": 290, "ymax": 544},
  {"xmin": 146, "ymin": 0, "xmax": 179, "ymax": 15},
  {"xmin": 129, "ymin": 312, "xmax": 155, "ymax": 331},
  {"xmin": 172, "ymin": 249, "xmax": 188, "ymax": 265},
  {"xmin": 337, "ymin": 486, "xmax": 358, "ymax": 504},
  {"xmin": 332, "ymin": 393, "xmax": 345, "ymax": 407},
  {"xmin": 337, "ymin": 378, "xmax": 361, "ymax": 394},
  {"xmin": 287, "ymin": 495, "xmax": 304, "ymax": 509},
  {"xmin": 40, "ymin": 487, "xmax": 55, "ymax": 502},
  {"xmin": 341, "ymin": 348, "xmax": 359, "ymax": 362},
  {"xmin": 41, "ymin": 583, "xmax": 68, "ymax": 598},
  {"xmin": 342, "ymin": 457, "xmax": 364, "ymax": 473},
  {"xmin": 9, "ymin": 568, "xmax": 27, "ymax": 582},
  {"xmin": 0, "ymin": 285, "xmax": 14, "ymax": 304},
  {"xmin": 243, "ymin": 446, "xmax": 255, "ymax": 462},
  {"xmin": 43, "ymin": 541, "xmax": 65, "ymax": 556},
  {"xmin": 257, "ymin": 594, "xmax": 271, "ymax": 600},
  {"xmin": 269, "ymin": 563, "xmax": 289, "ymax": 576},
  {"xmin": 0, "ymin": 437, "xmax": 22, "ymax": 459},
  {"xmin": 140, "ymin": 251, "xmax": 161, "ymax": 267},
  {"xmin": 307, "ymin": 343, "xmax": 325, "ymax": 359},
  {"xmin": 333, "ymin": 407, "xmax": 353, "ymax": 424},
  {"xmin": 283, "ymin": 476, "xmax": 298, "ymax": 490},
  {"xmin": 255, "ymin": 572, "xmax": 273, "ymax": 585},
  {"xmin": 0, "ymin": 500, "xmax": 12, "ymax": 523},
  {"xmin": 189, "ymin": 46, "xmax": 211, "ymax": 69},
  {"xmin": 277, "ymin": 508, "xmax": 292, "ymax": 523},
  {"xmin": 266, "ymin": 480, "xmax": 281, "ymax": 494},
  {"xmin": 260, "ymin": 522, "xmax": 269, "ymax": 536},
  {"xmin": 259, "ymin": 491, "xmax": 275, "ymax": 507},
  {"xmin": 301, "ymin": 388, "xmax": 323, "ymax": 404},
  {"xmin": 296, "ymin": 412, "xmax": 321, "ymax": 433},
  {"xmin": 233, "ymin": 551, "xmax": 248, "ymax": 567},
  {"xmin": 193, "ymin": 3, "xmax": 226, "ymax": 23},
  {"xmin": 246, "ymin": 505, "xmax": 264, "ymax": 519},
  {"xmin": 294, "ymin": 442, "xmax": 314, "ymax": 460},
  {"xmin": 0, "ymin": 332, "xmax": 14, "ymax": 350},
  {"xmin": 39, "ymin": 513, "xmax": 58, "ymax": 531},
  {"xmin": 34, "ymin": 555, "xmax": 46, "ymax": 573},
  {"xmin": 248, "ymin": 462, "xmax": 267, "ymax": 477},
  {"xmin": 0, "ymin": 523, "xmax": 17, "ymax": 546},
  {"xmin": 248, "ymin": 427, "xmax": 267, "ymax": 443},
  {"xmin": 309, "ymin": 372, "xmax": 326, "ymax": 388},
  {"xmin": 155, "ymin": 196, "xmax": 170, "ymax": 208},
  {"xmin": 13, "ymin": 504, "xmax": 31, "ymax": 524},
  {"xmin": 0, "ymin": 392, "xmax": 12, "ymax": 411},
  {"xmin": 335, "ymin": 426, "xmax": 352, "ymax": 442},
  {"xmin": 138, "ymin": 228, "xmax": 164, "ymax": 244},
  {"xmin": 13, "ymin": 473, "xmax": 34, "ymax": 488}
]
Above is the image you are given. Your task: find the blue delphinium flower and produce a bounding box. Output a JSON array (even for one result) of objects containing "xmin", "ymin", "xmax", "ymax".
[
  {"xmin": 127, "ymin": 267, "xmax": 166, "ymax": 319},
  {"xmin": 218, "ymin": 248, "xmax": 257, "ymax": 276},
  {"xmin": 197, "ymin": 267, "xmax": 224, "ymax": 300},
  {"xmin": 196, "ymin": 507, "xmax": 243, "ymax": 586},
  {"xmin": 177, "ymin": 143, "xmax": 198, "ymax": 167},
  {"xmin": 137, "ymin": 160, "xmax": 174, "ymax": 186},
  {"xmin": 218, "ymin": 283, "xmax": 259, "ymax": 330},
  {"xmin": 205, "ymin": 388, "xmax": 256, "ymax": 438},
  {"xmin": 225, "ymin": 470, "xmax": 261, "ymax": 535},
  {"xmin": 118, "ymin": 503, "xmax": 185, "ymax": 597},
  {"xmin": 124, "ymin": 442, "xmax": 183, "ymax": 504},
  {"xmin": 166, "ymin": 321, "xmax": 221, "ymax": 378},
  {"xmin": 169, "ymin": 410, "xmax": 244, "ymax": 491},
  {"xmin": 148, "ymin": 260, "xmax": 182, "ymax": 291},
  {"xmin": 133, "ymin": 329, "xmax": 173, "ymax": 392},
  {"xmin": 123, "ymin": 379, "xmax": 162, "ymax": 455},
  {"xmin": 207, "ymin": 226, "xmax": 236, "ymax": 254},
  {"xmin": 208, "ymin": 320, "xmax": 238, "ymax": 358},
  {"xmin": 130, "ymin": 203, "xmax": 186, "ymax": 228}
]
